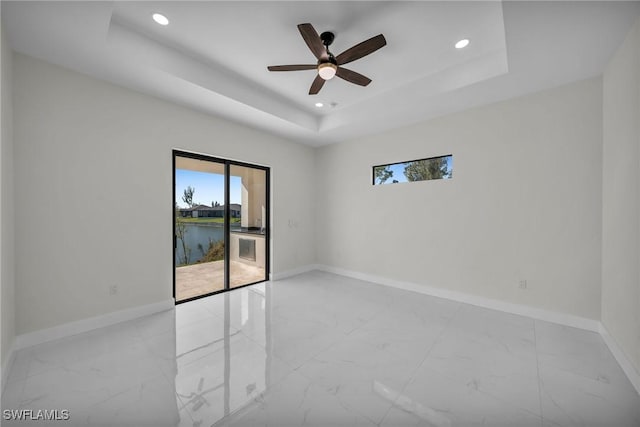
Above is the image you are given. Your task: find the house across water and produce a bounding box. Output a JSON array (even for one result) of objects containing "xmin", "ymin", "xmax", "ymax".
[{"xmin": 179, "ymin": 203, "xmax": 241, "ymax": 219}]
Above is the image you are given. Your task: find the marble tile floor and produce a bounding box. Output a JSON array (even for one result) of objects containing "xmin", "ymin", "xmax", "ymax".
[{"xmin": 2, "ymin": 271, "xmax": 639, "ymax": 426}]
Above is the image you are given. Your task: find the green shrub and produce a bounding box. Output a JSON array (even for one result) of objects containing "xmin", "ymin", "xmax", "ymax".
[{"xmin": 196, "ymin": 238, "xmax": 225, "ymax": 263}]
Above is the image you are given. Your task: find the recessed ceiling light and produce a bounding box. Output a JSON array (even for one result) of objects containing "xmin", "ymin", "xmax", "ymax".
[
  {"xmin": 315, "ymin": 102, "xmax": 324, "ymax": 108},
  {"xmin": 455, "ymin": 39, "xmax": 470, "ymax": 49},
  {"xmin": 152, "ymin": 13, "xmax": 169, "ymax": 26}
]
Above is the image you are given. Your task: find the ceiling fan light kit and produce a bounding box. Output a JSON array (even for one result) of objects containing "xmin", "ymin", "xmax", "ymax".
[
  {"xmin": 267, "ymin": 23, "xmax": 386, "ymax": 95},
  {"xmin": 318, "ymin": 62, "xmax": 337, "ymax": 80}
]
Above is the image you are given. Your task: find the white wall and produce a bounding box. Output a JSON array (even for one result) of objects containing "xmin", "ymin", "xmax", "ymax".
[
  {"xmin": 12, "ymin": 53, "xmax": 316, "ymax": 335},
  {"xmin": 0, "ymin": 9, "xmax": 16, "ymax": 382},
  {"xmin": 316, "ymin": 77, "xmax": 603, "ymax": 320},
  {"xmin": 602, "ymin": 16, "xmax": 640, "ymax": 376}
]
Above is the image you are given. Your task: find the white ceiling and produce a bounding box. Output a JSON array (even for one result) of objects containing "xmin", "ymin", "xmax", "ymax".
[{"xmin": 3, "ymin": 1, "xmax": 640, "ymax": 146}]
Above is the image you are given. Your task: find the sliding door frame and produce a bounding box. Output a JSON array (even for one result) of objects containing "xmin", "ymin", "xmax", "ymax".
[{"xmin": 172, "ymin": 149, "xmax": 271, "ymax": 304}]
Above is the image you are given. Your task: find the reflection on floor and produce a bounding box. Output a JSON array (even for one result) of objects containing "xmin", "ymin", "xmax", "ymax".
[
  {"xmin": 2, "ymin": 271, "xmax": 639, "ymax": 426},
  {"xmin": 175, "ymin": 260, "xmax": 265, "ymax": 301}
]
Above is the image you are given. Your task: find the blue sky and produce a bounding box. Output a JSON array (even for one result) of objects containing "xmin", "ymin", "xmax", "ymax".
[
  {"xmin": 387, "ymin": 163, "xmax": 409, "ymax": 183},
  {"xmin": 175, "ymin": 169, "xmax": 242, "ymax": 208}
]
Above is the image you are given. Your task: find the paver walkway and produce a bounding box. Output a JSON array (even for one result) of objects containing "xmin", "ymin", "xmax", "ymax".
[{"xmin": 176, "ymin": 260, "xmax": 265, "ymax": 301}]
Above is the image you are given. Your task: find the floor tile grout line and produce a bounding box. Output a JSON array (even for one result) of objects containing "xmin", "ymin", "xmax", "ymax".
[
  {"xmin": 288, "ymin": 279, "xmax": 403, "ymax": 373},
  {"xmin": 261, "ymin": 286, "xmax": 420, "ymax": 426},
  {"xmin": 19, "ymin": 332, "xmax": 148, "ymax": 383},
  {"xmin": 173, "ymin": 386, "xmax": 198, "ymax": 425},
  {"xmin": 4, "ymin": 349, "xmax": 33, "ymax": 387},
  {"xmin": 1, "ymin": 375, "xmax": 27, "ymax": 410},
  {"xmin": 340, "ymin": 293, "xmax": 396, "ymax": 338},
  {"xmin": 533, "ymin": 320, "xmax": 545, "ymax": 427},
  {"xmin": 226, "ymin": 286, "xmax": 380, "ymax": 417},
  {"xmin": 378, "ymin": 302, "xmax": 464, "ymax": 426},
  {"xmin": 440, "ymin": 312, "xmax": 545, "ymax": 419}
]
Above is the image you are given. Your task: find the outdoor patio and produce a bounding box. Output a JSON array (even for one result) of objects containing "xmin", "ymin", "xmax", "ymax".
[{"xmin": 175, "ymin": 260, "xmax": 266, "ymax": 301}]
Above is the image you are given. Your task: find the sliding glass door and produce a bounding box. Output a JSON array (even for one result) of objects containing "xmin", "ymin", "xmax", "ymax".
[
  {"xmin": 229, "ymin": 164, "xmax": 267, "ymax": 289},
  {"xmin": 173, "ymin": 151, "xmax": 269, "ymax": 303}
]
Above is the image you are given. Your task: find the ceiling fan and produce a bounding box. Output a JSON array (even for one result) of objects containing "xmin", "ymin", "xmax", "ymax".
[{"xmin": 267, "ymin": 23, "xmax": 386, "ymax": 95}]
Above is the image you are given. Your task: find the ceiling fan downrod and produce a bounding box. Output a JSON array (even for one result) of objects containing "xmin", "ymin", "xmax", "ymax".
[{"xmin": 320, "ymin": 31, "xmax": 337, "ymax": 65}]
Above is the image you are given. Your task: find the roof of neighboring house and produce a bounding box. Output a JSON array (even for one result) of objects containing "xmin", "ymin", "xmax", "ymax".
[
  {"xmin": 210, "ymin": 204, "xmax": 242, "ymax": 211},
  {"xmin": 194, "ymin": 204, "xmax": 215, "ymax": 211},
  {"xmin": 181, "ymin": 204, "xmax": 242, "ymax": 211}
]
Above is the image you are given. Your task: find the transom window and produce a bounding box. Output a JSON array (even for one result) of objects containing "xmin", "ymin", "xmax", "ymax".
[{"xmin": 372, "ymin": 154, "xmax": 453, "ymax": 185}]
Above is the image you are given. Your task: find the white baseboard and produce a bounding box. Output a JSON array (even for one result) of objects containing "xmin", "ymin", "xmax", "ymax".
[
  {"xmin": 271, "ymin": 264, "xmax": 319, "ymax": 281},
  {"xmin": 599, "ymin": 324, "xmax": 640, "ymax": 396},
  {"xmin": 315, "ymin": 265, "xmax": 600, "ymax": 332},
  {"xmin": 13, "ymin": 299, "xmax": 174, "ymax": 351}
]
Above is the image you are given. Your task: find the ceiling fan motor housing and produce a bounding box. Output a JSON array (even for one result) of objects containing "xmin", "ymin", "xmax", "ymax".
[{"xmin": 320, "ymin": 31, "xmax": 335, "ymax": 47}]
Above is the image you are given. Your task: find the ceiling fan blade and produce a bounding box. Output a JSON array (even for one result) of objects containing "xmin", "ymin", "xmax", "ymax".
[
  {"xmin": 309, "ymin": 74, "xmax": 325, "ymax": 95},
  {"xmin": 267, "ymin": 64, "xmax": 317, "ymax": 72},
  {"xmin": 336, "ymin": 34, "xmax": 386, "ymax": 66},
  {"xmin": 298, "ymin": 23, "xmax": 328, "ymax": 61},
  {"xmin": 336, "ymin": 67, "xmax": 372, "ymax": 86}
]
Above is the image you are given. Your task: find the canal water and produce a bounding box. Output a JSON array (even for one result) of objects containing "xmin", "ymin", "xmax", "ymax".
[{"xmin": 175, "ymin": 223, "xmax": 224, "ymax": 265}]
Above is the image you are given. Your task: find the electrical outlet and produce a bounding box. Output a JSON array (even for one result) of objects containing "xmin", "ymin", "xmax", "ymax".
[
  {"xmin": 109, "ymin": 285, "xmax": 118, "ymax": 295},
  {"xmin": 518, "ymin": 280, "xmax": 527, "ymax": 290}
]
